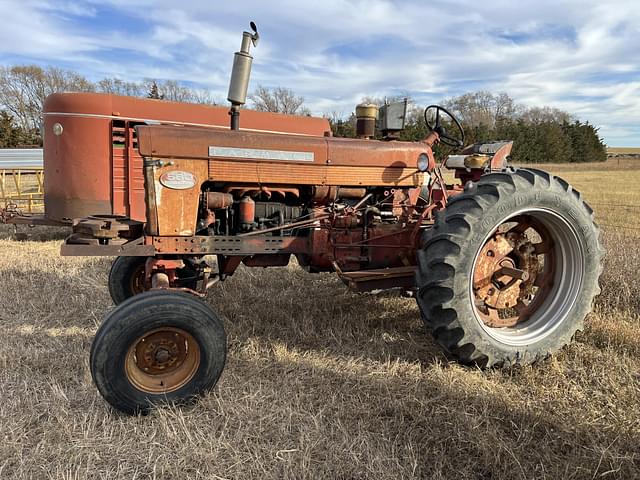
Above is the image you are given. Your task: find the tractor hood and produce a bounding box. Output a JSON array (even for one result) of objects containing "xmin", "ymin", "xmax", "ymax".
[{"xmin": 136, "ymin": 124, "xmax": 430, "ymax": 172}]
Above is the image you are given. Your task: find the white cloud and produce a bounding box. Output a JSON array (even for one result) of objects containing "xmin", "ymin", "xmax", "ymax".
[{"xmin": 0, "ymin": 0, "xmax": 639, "ymax": 145}]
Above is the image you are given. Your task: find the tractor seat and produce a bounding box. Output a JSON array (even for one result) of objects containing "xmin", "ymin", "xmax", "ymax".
[{"xmin": 445, "ymin": 141, "xmax": 513, "ymax": 170}]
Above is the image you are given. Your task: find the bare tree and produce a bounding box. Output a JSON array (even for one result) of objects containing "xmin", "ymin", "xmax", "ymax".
[
  {"xmin": 325, "ymin": 111, "xmax": 356, "ymax": 137},
  {"xmin": 250, "ymin": 85, "xmax": 310, "ymax": 115},
  {"xmin": 0, "ymin": 65, "xmax": 93, "ymax": 131},
  {"xmin": 520, "ymin": 106, "xmax": 573, "ymax": 124},
  {"xmin": 493, "ymin": 92, "xmax": 520, "ymax": 121},
  {"xmin": 97, "ymin": 78, "xmax": 145, "ymax": 97},
  {"xmin": 141, "ymin": 79, "xmax": 216, "ymax": 105},
  {"xmin": 187, "ymin": 89, "xmax": 218, "ymax": 105},
  {"xmin": 442, "ymin": 91, "xmax": 521, "ymax": 128},
  {"xmin": 442, "ymin": 90, "xmax": 575, "ymax": 127}
]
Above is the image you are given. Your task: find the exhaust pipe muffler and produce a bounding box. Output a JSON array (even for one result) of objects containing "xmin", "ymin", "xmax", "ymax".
[{"xmin": 227, "ymin": 22, "xmax": 259, "ymax": 130}]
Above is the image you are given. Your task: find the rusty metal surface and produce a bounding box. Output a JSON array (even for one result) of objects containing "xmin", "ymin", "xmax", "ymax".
[
  {"xmin": 43, "ymin": 92, "xmax": 331, "ymax": 224},
  {"xmin": 326, "ymin": 137, "xmax": 428, "ymax": 168},
  {"xmin": 72, "ymin": 215, "xmax": 144, "ymax": 239},
  {"xmin": 60, "ymin": 241, "xmax": 154, "ymax": 257},
  {"xmin": 223, "ymin": 184, "xmax": 300, "ymax": 199},
  {"xmin": 207, "ymin": 159, "xmax": 422, "ymax": 187},
  {"xmin": 205, "ymin": 192, "xmax": 234, "ymax": 209},
  {"xmin": 125, "ymin": 327, "xmax": 201, "ymax": 394},
  {"xmin": 43, "ymin": 112, "xmax": 112, "ymax": 222},
  {"xmin": 472, "ymin": 217, "xmax": 554, "ymax": 328},
  {"xmin": 345, "ymin": 274, "xmax": 415, "ymax": 292},
  {"xmin": 111, "ymin": 122, "xmax": 146, "ymax": 221},
  {"xmin": 137, "ymin": 125, "xmax": 326, "ymax": 160},
  {"xmin": 62, "ymin": 217, "xmax": 151, "ymax": 256},
  {"xmin": 152, "ymin": 235, "xmax": 308, "ymax": 255},
  {"xmin": 238, "ymin": 196, "xmax": 255, "ymax": 227},
  {"xmin": 43, "ymin": 93, "xmax": 331, "ymax": 137},
  {"xmin": 149, "ymin": 159, "xmax": 208, "ymax": 236},
  {"xmin": 312, "ymin": 186, "xmax": 366, "ymax": 203},
  {"xmin": 336, "ymin": 265, "xmax": 416, "ymax": 292},
  {"xmin": 490, "ymin": 142, "xmax": 513, "ymax": 170},
  {"xmin": 137, "ymin": 123, "xmax": 431, "ymax": 168}
]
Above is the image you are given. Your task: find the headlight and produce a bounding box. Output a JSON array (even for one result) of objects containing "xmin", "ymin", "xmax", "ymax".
[{"xmin": 417, "ymin": 153, "xmax": 430, "ymax": 172}]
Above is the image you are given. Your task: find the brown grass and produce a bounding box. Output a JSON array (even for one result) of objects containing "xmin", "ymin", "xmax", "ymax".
[
  {"xmin": 1, "ymin": 159, "xmax": 640, "ymax": 479},
  {"xmin": 607, "ymin": 147, "xmax": 640, "ymax": 156}
]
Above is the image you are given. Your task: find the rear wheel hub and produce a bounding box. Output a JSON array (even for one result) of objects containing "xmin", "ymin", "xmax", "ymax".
[{"xmin": 473, "ymin": 216, "xmax": 553, "ymax": 328}]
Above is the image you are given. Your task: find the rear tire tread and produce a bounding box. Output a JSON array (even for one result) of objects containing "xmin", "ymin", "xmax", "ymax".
[{"xmin": 416, "ymin": 168, "xmax": 604, "ymax": 367}]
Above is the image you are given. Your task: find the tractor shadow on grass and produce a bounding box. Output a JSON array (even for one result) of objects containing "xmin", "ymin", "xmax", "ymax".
[
  {"xmin": 207, "ymin": 264, "xmax": 448, "ymax": 369},
  {"xmin": 205, "ymin": 265, "xmax": 640, "ymax": 477},
  {"xmin": 214, "ymin": 350, "xmax": 640, "ymax": 479}
]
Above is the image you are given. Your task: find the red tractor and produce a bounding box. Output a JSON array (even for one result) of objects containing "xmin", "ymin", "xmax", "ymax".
[{"xmin": 58, "ymin": 23, "xmax": 602, "ymax": 413}]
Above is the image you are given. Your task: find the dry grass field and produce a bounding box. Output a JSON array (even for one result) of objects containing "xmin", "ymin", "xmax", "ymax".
[
  {"xmin": 1, "ymin": 158, "xmax": 639, "ymax": 479},
  {"xmin": 607, "ymin": 147, "xmax": 640, "ymax": 156}
]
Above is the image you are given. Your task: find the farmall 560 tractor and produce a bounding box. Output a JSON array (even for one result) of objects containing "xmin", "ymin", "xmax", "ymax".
[{"xmin": 59, "ymin": 23, "xmax": 603, "ymax": 413}]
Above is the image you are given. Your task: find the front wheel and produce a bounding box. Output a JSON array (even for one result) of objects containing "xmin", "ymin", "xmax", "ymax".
[
  {"xmin": 416, "ymin": 169, "xmax": 604, "ymax": 367},
  {"xmin": 108, "ymin": 256, "xmax": 201, "ymax": 305},
  {"xmin": 90, "ymin": 290, "xmax": 227, "ymax": 414},
  {"xmin": 108, "ymin": 256, "xmax": 147, "ymax": 305}
]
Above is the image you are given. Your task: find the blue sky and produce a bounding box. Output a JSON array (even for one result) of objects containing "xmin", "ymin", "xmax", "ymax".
[{"xmin": 0, "ymin": 0, "xmax": 639, "ymax": 146}]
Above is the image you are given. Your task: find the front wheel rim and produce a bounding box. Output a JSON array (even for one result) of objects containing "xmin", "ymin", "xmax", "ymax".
[
  {"xmin": 129, "ymin": 263, "xmax": 147, "ymax": 295},
  {"xmin": 125, "ymin": 327, "xmax": 201, "ymax": 394},
  {"xmin": 470, "ymin": 208, "xmax": 585, "ymax": 346}
]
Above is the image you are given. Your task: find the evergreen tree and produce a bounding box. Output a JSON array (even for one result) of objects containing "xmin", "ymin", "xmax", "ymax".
[
  {"xmin": 147, "ymin": 81, "xmax": 164, "ymax": 100},
  {"xmin": 0, "ymin": 111, "xmax": 38, "ymax": 147}
]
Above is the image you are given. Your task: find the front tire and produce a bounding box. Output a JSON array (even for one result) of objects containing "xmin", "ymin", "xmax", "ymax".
[
  {"xmin": 108, "ymin": 256, "xmax": 200, "ymax": 305},
  {"xmin": 90, "ymin": 290, "xmax": 227, "ymax": 414},
  {"xmin": 416, "ymin": 169, "xmax": 604, "ymax": 367},
  {"xmin": 108, "ymin": 256, "xmax": 147, "ymax": 305}
]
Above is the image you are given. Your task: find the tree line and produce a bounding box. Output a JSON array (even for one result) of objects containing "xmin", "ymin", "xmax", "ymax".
[
  {"xmin": 330, "ymin": 91, "xmax": 606, "ymax": 163},
  {"xmin": 0, "ymin": 64, "xmax": 310, "ymax": 147},
  {"xmin": 0, "ymin": 64, "xmax": 606, "ymax": 163}
]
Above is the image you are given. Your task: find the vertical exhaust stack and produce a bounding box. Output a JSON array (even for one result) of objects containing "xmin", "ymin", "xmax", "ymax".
[{"xmin": 227, "ymin": 22, "xmax": 259, "ymax": 131}]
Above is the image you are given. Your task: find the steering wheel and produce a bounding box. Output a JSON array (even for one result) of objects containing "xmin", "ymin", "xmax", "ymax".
[{"xmin": 424, "ymin": 105, "xmax": 465, "ymax": 147}]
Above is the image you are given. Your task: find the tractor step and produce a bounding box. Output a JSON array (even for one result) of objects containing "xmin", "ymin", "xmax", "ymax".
[{"xmin": 335, "ymin": 265, "xmax": 416, "ymax": 292}]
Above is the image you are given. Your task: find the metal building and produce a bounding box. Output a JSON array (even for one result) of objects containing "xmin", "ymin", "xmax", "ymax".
[{"xmin": 0, "ymin": 149, "xmax": 43, "ymax": 168}]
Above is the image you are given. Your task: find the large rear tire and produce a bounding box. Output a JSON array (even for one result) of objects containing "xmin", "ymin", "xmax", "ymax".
[
  {"xmin": 90, "ymin": 290, "xmax": 227, "ymax": 414},
  {"xmin": 416, "ymin": 169, "xmax": 604, "ymax": 367}
]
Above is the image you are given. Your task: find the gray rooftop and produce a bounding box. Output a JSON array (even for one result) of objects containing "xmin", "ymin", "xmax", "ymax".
[{"xmin": 0, "ymin": 149, "xmax": 44, "ymax": 169}]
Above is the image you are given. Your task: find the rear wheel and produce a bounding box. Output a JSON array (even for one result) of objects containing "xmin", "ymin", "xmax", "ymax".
[
  {"xmin": 90, "ymin": 290, "xmax": 227, "ymax": 414},
  {"xmin": 416, "ymin": 169, "xmax": 604, "ymax": 367}
]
